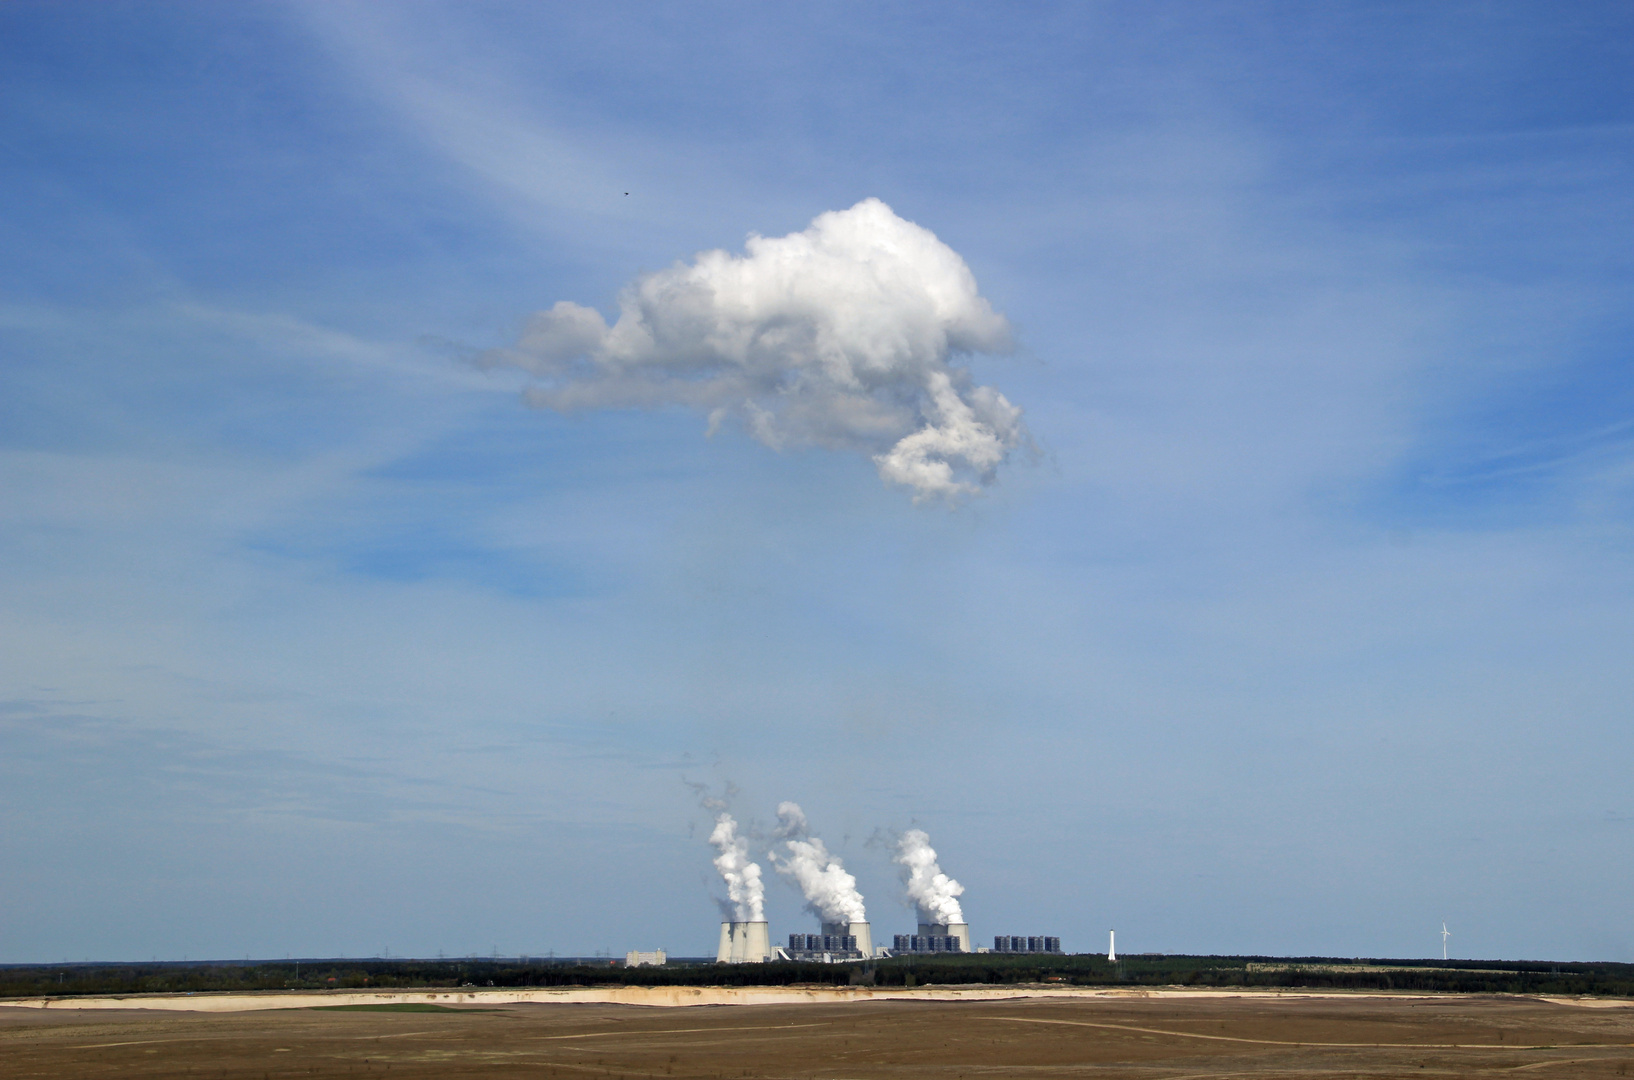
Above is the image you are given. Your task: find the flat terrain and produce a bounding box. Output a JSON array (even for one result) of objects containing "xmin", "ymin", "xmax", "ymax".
[{"xmin": 3, "ymin": 990, "xmax": 1633, "ymax": 1079}]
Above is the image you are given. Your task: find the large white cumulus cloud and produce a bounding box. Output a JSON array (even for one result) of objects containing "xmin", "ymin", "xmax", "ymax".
[{"xmin": 488, "ymin": 198, "xmax": 1026, "ymax": 501}]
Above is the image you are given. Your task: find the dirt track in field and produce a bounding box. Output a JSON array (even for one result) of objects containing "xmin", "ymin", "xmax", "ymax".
[{"xmin": 4, "ymin": 990, "xmax": 1634, "ymax": 1079}]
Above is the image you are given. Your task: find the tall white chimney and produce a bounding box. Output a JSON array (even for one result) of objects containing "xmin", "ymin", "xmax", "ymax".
[
  {"xmin": 1108, "ymin": 929, "xmax": 1116, "ymax": 962},
  {"xmin": 716, "ymin": 921, "xmax": 773, "ymax": 963},
  {"xmin": 741, "ymin": 920, "xmax": 772, "ymax": 963}
]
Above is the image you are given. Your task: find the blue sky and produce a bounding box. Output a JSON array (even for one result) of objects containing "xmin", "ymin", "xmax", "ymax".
[{"xmin": 2, "ymin": 1, "xmax": 1632, "ymax": 964}]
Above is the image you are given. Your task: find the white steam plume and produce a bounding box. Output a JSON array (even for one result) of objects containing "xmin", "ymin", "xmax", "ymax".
[
  {"xmin": 708, "ymin": 812, "xmax": 765, "ymax": 922},
  {"xmin": 485, "ymin": 198, "xmax": 1026, "ymax": 502},
  {"xmin": 770, "ymin": 802, "xmax": 866, "ymax": 925},
  {"xmin": 894, "ymin": 828, "xmax": 964, "ymax": 924}
]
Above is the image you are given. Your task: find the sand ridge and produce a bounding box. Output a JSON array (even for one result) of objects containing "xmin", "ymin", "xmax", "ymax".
[{"xmin": 4, "ymin": 982, "xmax": 1630, "ymax": 1012}]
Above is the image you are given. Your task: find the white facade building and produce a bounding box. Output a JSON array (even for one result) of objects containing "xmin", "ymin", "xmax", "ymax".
[{"xmin": 624, "ymin": 950, "xmax": 667, "ymax": 967}]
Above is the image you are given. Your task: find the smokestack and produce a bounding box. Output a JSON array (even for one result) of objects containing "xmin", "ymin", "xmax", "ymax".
[
  {"xmin": 716, "ymin": 921, "xmax": 773, "ymax": 963},
  {"xmin": 1108, "ymin": 929, "xmax": 1116, "ymax": 962}
]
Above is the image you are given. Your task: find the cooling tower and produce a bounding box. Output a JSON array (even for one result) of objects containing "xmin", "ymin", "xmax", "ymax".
[
  {"xmin": 917, "ymin": 921, "xmax": 971, "ymax": 953},
  {"xmin": 821, "ymin": 921, "xmax": 873, "ymax": 958},
  {"xmin": 715, "ymin": 920, "xmax": 774, "ymax": 963}
]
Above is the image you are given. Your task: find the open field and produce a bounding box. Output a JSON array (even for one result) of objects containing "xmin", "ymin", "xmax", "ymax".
[{"xmin": 4, "ymin": 988, "xmax": 1634, "ymax": 1079}]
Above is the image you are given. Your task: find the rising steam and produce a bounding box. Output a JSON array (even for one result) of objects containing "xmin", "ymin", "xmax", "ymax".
[
  {"xmin": 483, "ymin": 198, "xmax": 1027, "ymax": 502},
  {"xmin": 770, "ymin": 802, "xmax": 866, "ymax": 925},
  {"xmin": 894, "ymin": 828, "xmax": 964, "ymax": 923},
  {"xmin": 708, "ymin": 812, "xmax": 765, "ymax": 922}
]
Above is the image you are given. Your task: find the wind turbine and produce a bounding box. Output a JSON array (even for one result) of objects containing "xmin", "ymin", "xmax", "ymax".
[{"xmin": 1441, "ymin": 922, "xmax": 1450, "ymax": 961}]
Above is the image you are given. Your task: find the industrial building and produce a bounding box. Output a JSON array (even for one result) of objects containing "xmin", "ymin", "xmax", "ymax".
[
  {"xmin": 624, "ymin": 949, "xmax": 667, "ymax": 967},
  {"xmin": 893, "ymin": 921, "xmax": 972, "ymax": 954},
  {"xmin": 893, "ymin": 934, "xmax": 960, "ymax": 952},
  {"xmin": 715, "ymin": 921, "xmax": 774, "ymax": 963},
  {"xmin": 992, "ymin": 936, "xmax": 1062, "ymax": 954},
  {"xmin": 790, "ymin": 933, "xmax": 857, "ymax": 951},
  {"xmin": 785, "ymin": 921, "xmax": 873, "ymax": 961},
  {"xmin": 787, "ymin": 933, "xmax": 858, "ymax": 959},
  {"xmin": 716, "ymin": 916, "xmax": 1065, "ymax": 961}
]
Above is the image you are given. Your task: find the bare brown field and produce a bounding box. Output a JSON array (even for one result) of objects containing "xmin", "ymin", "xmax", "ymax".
[{"xmin": 4, "ymin": 991, "xmax": 1634, "ymax": 1079}]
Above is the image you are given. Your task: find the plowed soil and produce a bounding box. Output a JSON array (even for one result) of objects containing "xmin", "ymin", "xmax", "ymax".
[{"xmin": 4, "ymin": 991, "xmax": 1633, "ymax": 1079}]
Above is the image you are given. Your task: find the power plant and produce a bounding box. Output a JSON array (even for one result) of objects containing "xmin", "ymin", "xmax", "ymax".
[
  {"xmin": 991, "ymin": 935, "xmax": 1061, "ymax": 954},
  {"xmin": 715, "ymin": 921, "xmax": 774, "ymax": 963},
  {"xmin": 707, "ymin": 808, "xmax": 771, "ymax": 962},
  {"xmin": 893, "ymin": 921, "xmax": 972, "ymax": 953},
  {"xmin": 785, "ymin": 921, "xmax": 873, "ymax": 961},
  {"xmin": 700, "ymin": 799, "xmax": 1064, "ymax": 964}
]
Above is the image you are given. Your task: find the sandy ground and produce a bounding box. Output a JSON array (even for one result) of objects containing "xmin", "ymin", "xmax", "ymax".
[
  {"xmin": 6, "ymin": 983, "xmax": 1634, "ymax": 1012},
  {"xmin": 3, "ymin": 988, "xmax": 1633, "ymax": 1079},
  {"xmin": 0, "ymin": 984, "xmax": 1493, "ymax": 1012}
]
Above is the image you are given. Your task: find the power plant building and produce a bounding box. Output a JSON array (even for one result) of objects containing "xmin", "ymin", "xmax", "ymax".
[
  {"xmin": 992, "ymin": 936, "xmax": 1062, "ymax": 953},
  {"xmin": 716, "ymin": 921, "xmax": 774, "ymax": 963},
  {"xmin": 786, "ymin": 921, "xmax": 873, "ymax": 961},
  {"xmin": 894, "ymin": 934, "xmax": 960, "ymax": 952},
  {"xmin": 893, "ymin": 922, "xmax": 971, "ymax": 953},
  {"xmin": 787, "ymin": 933, "xmax": 858, "ymax": 959}
]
